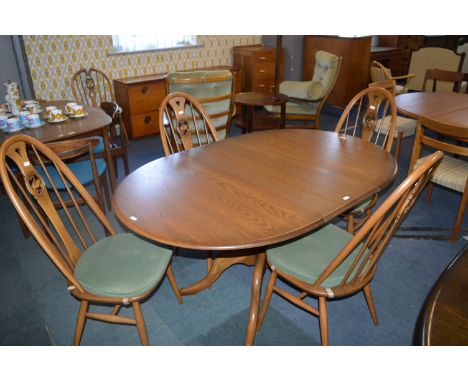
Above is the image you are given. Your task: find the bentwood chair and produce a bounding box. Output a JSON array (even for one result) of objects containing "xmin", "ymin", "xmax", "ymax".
[
  {"xmin": 166, "ymin": 70, "xmax": 234, "ymax": 139},
  {"xmin": 335, "ymin": 87, "xmax": 397, "ymax": 233},
  {"xmin": 422, "ymin": 69, "xmax": 465, "ymax": 93},
  {"xmin": 264, "ymin": 50, "xmax": 342, "ymax": 129},
  {"xmin": 71, "ymin": 68, "xmax": 130, "ymax": 176},
  {"xmin": 159, "ymin": 91, "xmax": 219, "ymax": 271},
  {"xmin": 0, "ymin": 135, "xmax": 182, "ymax": 345},
  {"xmin": 408, "ymin": 116, "xmax": 468, "ymax": 242},
  {"xmin": 369, "ymin": 79, "xmax": 417, "ymax": 161},
  {"xmin": 257, "ymin": 151, "xmax": 443, "ymax": 345},
  {"xmin": 369, "ymin": 61, "xmax": 415, "ymax": 96}
]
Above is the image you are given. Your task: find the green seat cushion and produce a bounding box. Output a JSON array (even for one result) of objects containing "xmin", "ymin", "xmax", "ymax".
[
  {"xmin": 267, "ymin": 224, "xmax": 366, "ymax": 288},
  {"xmin": 350, "ymin": 196, "xmax": 372, "ymax": 214},
  {"xmin": 75, "ymin": 233, "xmax": 172, "ymax": 298}
]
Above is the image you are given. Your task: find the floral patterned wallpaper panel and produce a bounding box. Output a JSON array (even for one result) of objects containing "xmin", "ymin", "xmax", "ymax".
[{"xmin": 23, "ymin": 35, "xmax": 261, "ymax": 100}]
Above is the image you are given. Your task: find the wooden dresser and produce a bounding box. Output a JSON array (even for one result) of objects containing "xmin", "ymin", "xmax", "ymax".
[
  {"xmin": 378, "ymin": 36, "xmax": 424, "ymax": 76},
  {"xmin": 233, "ymin": 45, "xmax": 284, "ymax": 93},
  {"xmin": 114, "ymin": 66, "xmax": 241, "ymax": 140},
  {"xmin": 303, "ymin": 36, "xmax": 372, "ymax": 108}
]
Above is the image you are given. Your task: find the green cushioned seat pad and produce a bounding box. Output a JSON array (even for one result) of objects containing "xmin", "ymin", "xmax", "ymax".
[
  {"xmin": 350, "ymin": 196, "xmax": 372, "ymax": 213},
  {"xmin": 267, "ymin": 224, "xmax": 366, "ymax": 288},
  {"xmin": 75, "ymin": 233, "xmax": 172, "ymax": 298}
]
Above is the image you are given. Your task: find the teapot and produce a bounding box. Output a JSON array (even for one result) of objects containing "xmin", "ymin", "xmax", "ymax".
[{"xmin": 4, "ymin": 80, "xmax": 22, "ymax": 116}]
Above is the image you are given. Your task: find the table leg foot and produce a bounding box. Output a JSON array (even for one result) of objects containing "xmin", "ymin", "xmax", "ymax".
[{"xmin": 244, "ymin": 252, "xmax": 266, "ymax": 346}]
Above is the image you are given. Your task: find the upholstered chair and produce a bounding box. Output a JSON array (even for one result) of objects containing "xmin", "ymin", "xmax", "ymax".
[
  {"xmin": 264, "ymin": 50, "xmax": 342, "ymax": 129},
  {"xmin": 166, "ymin": 70, "xmax": 234, "ymax": 139}
]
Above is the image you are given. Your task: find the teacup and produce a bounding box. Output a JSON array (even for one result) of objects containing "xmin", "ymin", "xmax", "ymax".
[
  {"xmin": 19, "ymin": 110, "xmax": 30, "ymax": 126},
  {"xmin": 6, "ymin": 117, "xmax": 21, "ymax": 132},
  {"xmin": 0, "ymin": 115, "xmax": 8, "ymax": 130},
  {"xmin": 50, "ymin": 109, "xmax": 64, "ymax": 121},
  {"xmin": 65, "ymin": 102, "xmax": 77, "ymax": 114},
  {"xmin": 71, "ymin": 104, "xmax": 84, "ymax": 116},
  {"xmin": 26, "ymin": 114, "xmax": 41, "ymax": 128},
  {"xmin": 45, "ymin": 106, "xmax": 57, "ymax": 119},
  {"xmin": 25, "ymin": 102, "xmax": 41, "ymax": 113}
]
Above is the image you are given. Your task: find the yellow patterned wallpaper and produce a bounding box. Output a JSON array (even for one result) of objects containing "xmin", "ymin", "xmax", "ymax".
[{"xmin": 23, "ymin": 35, "xmax": 262, "ymax": 101}]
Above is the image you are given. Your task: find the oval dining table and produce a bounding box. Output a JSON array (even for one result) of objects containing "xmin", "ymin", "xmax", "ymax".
[
  {"xmin": 112, "ymin": 129, "xmax": 398, "ymax": 345},
  {"xmin": 0, "ymin": 100, "xmax": 116, "ymax": 190}
]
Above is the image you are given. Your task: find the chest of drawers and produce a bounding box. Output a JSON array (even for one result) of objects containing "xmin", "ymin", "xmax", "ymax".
[{"xmin": 233, "ymin": 45, "xmax": 283, "ymax": 93}]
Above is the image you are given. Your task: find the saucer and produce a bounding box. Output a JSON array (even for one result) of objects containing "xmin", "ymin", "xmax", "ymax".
[
  {"xmin": 69, "ymin": 112, "xmax": 88, "ymax": 119},
  {"xmin": 5, "ymin": 125, "xmax": 24, "ymax": 133},
  {"xmin": 48, "ymin": 116, "xmax": 68, "ymax": 123},
  {"xmin": 23, "ymin": 107, "xmax": 43, "ymax": 113}
]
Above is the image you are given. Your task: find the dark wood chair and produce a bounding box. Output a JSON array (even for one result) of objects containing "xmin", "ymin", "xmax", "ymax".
[
  {"xmin": 335, "ymin": 87, "xmax": 397, "ymax": 233},
  {"xmin": 71, "ymin": 68, "xmax": 130, "ymax": 177},
  {"xmin": 422, "ymin": 69, "xmax": 464, "ymax": 93},
  {"xmin": 408, "ymin": 116, "xmax": 468, "ymax": 242},
  {"xmin": 0, "ymin": 134, "xmax": 182, "ymax": 345},
  {"xmin": 257, "ymin": 151, "xmax": 443, "ymax": 345}
]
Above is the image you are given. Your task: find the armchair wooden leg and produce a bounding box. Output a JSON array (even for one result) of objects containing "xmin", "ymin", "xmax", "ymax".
[
  {"xmin": 257, "ymin": 269, "xmax": 277, "ymax": 331},
  {"xmin": 74, "ymin": 301, "xmax": 89, "ymax": 346},
  {"xmin": 132, "ymin": 302, "xmax": 149, "ymax": 346},
  {"xmin": 347, "ymin": 215, "xmax": 355, "ymax": 233},
  {"xmin": 452, "ymin": 190, "xmax": 468, "ymax": 243},
  {"xmin": 318, "ymin": 296, "xmax": 329, "ymax": 346},
  {"xmin": 363, "ymin": 284, "xmax": 379, "ymax": 325},
  {"xmin": 166, "ymin": 264, "xmax": 183, "ymax": 304},
  {"xmin": 426, "ymin": 183, "xmax": 434, "ymax": 204}
]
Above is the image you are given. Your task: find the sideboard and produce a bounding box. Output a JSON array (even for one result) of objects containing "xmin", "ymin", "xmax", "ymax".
[{"xmin": 114, "ymin": 66, "xmax": 241, "ymax": 140}]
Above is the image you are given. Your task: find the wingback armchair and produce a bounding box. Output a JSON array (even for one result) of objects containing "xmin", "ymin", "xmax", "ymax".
[{"xmin": 264, "ymin": 50, "xmax": 341, "ymax": 129}]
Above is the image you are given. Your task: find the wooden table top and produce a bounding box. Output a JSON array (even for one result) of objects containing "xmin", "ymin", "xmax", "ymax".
[
  {"xmin": 235, "ymin": 92, "xmax": 289, "ymax": 106},
  {"xmin": 112, "ymin": 130, "xmax": 397, "ymax": 250},
  {"xmin": 395, "ymin": 92, "xmax": 468, "ymax": 128},
  {"xmin": 0, "ymin": 100, "xmax": 112, "ymax": 145},
  {"xmin": 420, "ymin": 245, "xmax": 468, "ymax": 345}
]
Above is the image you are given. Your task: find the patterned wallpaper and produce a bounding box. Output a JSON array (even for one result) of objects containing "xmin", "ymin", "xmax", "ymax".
[{"xmin": 23, "ymin": 35, "xmax": 261, "ymax": 101}]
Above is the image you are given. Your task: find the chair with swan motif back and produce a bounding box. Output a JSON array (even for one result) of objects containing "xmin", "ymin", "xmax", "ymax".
[
  {"xmin": 369, "ymin": 60, "xmax": 415, "ymax": 96},
  {"xmin": 257, "ymin": 151, "xmax": 443, "ymax": 345},
  {"xmin": 264, "ymin": 50, "xmax": 342, "ymax": 130},
  {"xmin": 0, "ymin": 134, "xmax": 182, "ymax": 345},
  {"xmin": 334, "ymin": 86, "xmax": 397, "ymax": 233}
]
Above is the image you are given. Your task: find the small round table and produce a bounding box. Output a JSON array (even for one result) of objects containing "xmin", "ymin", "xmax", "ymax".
[{"xmin": 234, "ymin": 92, "xmax": 289, "ymax": 133}]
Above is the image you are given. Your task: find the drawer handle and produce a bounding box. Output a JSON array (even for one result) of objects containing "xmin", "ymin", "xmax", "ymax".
[
  {"xmin": 258, "ymin": 84, "xmax": 265, "ymax": 88},
  {"xmin": 144, "ymin": 116, "xmax": 152, "ymax": 124},
  {"xmin": 259, "ymin": 69, "xmax": 265, "ymax": 73},
  {"xmin": 258, "ymin": 56, "xmax": 266, "ymax": 60},
  {"xmin": 141, "ymin": 86, "xmax": 149, "ymax": 94}
]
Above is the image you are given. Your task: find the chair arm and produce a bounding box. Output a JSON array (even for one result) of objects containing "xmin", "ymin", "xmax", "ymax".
[
  {"xmin": 280, "ymin": 80, "xmax": 325, "ymax": 101},
  {"xmin": 287, "ymin": 95, "xmax": 323, "ymax": 104},
  {"xmin": 390, "ymin": 73, "xmax": 415, "ymax": 84}
]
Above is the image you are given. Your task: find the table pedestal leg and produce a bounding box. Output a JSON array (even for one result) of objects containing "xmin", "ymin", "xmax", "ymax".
[
  {"xmin": 280, "ymin": 102, "xmax": 286, "ymax": 129},
  {"xmin": 179, "ymin": 249, "xmax": 266, "ymax": 346}
]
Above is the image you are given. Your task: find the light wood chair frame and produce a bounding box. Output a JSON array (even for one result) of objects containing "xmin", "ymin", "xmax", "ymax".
[
  {"xmin": 422, "ymin": 68, "xmax": 465, "ymax": 93},
  {"xmin": 408, "ymin": 116, "xmax": 468, "ymax": 242},
  {"xmin": 166, "ymin": 72, "xmax": 235, "ymax": 137},
  {"xmin": 0, "ymin": 135, "xmax": 182, "ymax": 345},
  {"xmin": 369, "ymin": 61, "xmax": 415, "ymax": 95},
  {"xmin": 267, "ymin": 57, "xmax": 342, "ymax": 130},
  {"xmin": 257, "ymin": 151, "xmax": 443, "ymax": 345},
  {"xmin": 335, "ymin": 86, "xmax": 397, "ymax": 233}
]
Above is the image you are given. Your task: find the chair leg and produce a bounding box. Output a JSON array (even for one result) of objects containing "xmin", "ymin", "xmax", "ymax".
[
  {"xmin": 318, "ymin": 296, "xmax": 329, "ymax": 346},
  {"xmin": 363, "ymin": 284, "xmax": 379, "ymax": 325},
  {"xmin": 426, "ymin": 183, "xmax": 434, "ymax": 204},
  {"xmin": 166, "ymin": 264, "xmax": 183, "ymax": 304},
  {"xmin": 394, "ymin": 131, "xmax": 403, "ymax": 161},
  {"xmin": 101, "ymin": 172, "xmax": 112, "ymax": 211},
  {"xmin": 256, "ymin": 269, "xmax": 278, "ymax": 331},
  {"xmin": 73, "ymin": 301, "xmax": 89, "ymax": 346},
  {"xmin": 452, "ymin": 190, "xmax": 468, "ymax": 243},
  {"xmin": 111, "ymin": 304, "xmax": 121, "ymax": 315},
  {"xmin": 347, "ymin": 214, "xmax": 355, "ymax": 233},
  {"xmin": 113, "ymin": 158, "xmax": 119, "ymax": 179},
  {"xmin": 132, "ymin": 302, "xmax": 149, "ymax": 345},
  {"xmin": 123, "ymin": 152, "xmax": 130, "ymax": 176}
]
